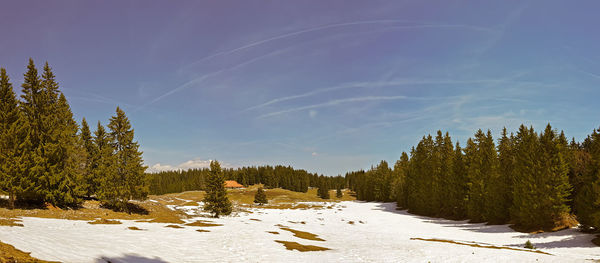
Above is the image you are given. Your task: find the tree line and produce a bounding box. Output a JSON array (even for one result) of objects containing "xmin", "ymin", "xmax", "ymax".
[
  {"xmin": 347, "ymin": 125, "xmax": 600, "ymax": 232},
  {"xmin": 147, "ymin": 164, "xmax": 345, "ymax": 196},
  {"xmin": 0, "ymin": 60, "xmax": 146, "ymax": 210}
]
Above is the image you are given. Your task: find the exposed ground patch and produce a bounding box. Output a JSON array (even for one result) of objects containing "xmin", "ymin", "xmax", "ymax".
[
  {"xmin": 127, "ymin": 226, "xmax": 145, "ymax": 231},
  {"xmin": 275, "ymin": 240, "xmax": 330, "ymax": 252},
  {"xmin": 196, "ymin": 229, "xmax": 210, "ymax": 232},
  {"xmin": 0, "ymin": 218, "xmax": 23, "ymax": 227},
  {"xmin": 410, "ymin": 238, "xmax": 552, "ymax": 255},
  {"xmin": 279, "ymin": 226, "xmax": 325, "ymax": 241},
  {"xmin": 0, "ymin": 241, "xmax": 58, "ymax": 262},
  {"xmin": 88, "ymin": 218, "xmax": 121, "ymax": 225},
  {"xmin": 165, "ymin": 224, "xmax": 184, "ymax": 229},
  {"xmin": 185, "ymin": 220, "xmax": 223, "ymax": 227},
  {"xmin": 267, "ymin": 231, "xmax": 279, "ymax": 235}
]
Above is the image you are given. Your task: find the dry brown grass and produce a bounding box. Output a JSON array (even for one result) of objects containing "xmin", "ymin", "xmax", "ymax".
[
  {"xmin": 267, "ymin": 231, "xmax": 279, "ymax": 235},
  {"xmin": 0, "ymin": 218, "xmax": 23, "ymax": 227},
  {"xmin": 511, "ymin": 213, "xmax": 579, "ymax": 233},
  {"xmin": 410, "ymin": 238, "xmax": 552, "ymax": 255},
  {"xmin": 196, "ymin": 229, "xmax": 210, "ymax": 232},
  {"xmin": 165, "ymin": 224, "xmax": 184, "ymax": 229},
  {"xmin": 279, "ymin": 226, "xmax": 325, "ymax": 241},
  {"xmin": 0, "ymin": 200, "xmax": 186, "ymax": 224},
  {"xmin": 274, "ymin": 240, "xmax": 330, "ymax": 252},
  {"xmin": 127, "ymin": 226, "xmax": 145, "ymax": 231},
  {"xmin": 0, "ymin": 241, "xmax": 58, "ymax": 263},
  {"xmin": 88, "ymin": 218, "xmax": 122, "ymax": 225},
  {"xmin": 185, "ymin": 220, "xmax": 223, "ymax": 227},
  {"xmin": 249, "ymin": 218, "xmax": 261, "ymax": 221}
]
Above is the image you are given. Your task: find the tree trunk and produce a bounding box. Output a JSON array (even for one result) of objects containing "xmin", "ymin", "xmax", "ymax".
[{"xmin": 9, "ymin": 191, "xmax": 15, "ymax": 209}]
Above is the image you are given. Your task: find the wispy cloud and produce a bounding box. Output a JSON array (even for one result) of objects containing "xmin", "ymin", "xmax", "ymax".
[
  {"xmin": 258, "ymin": 95, "xmax": 408, "ymax": 119},
  {"xmin": 147, "ymin": 158, "xmax": 233, "ymax": 173},
  {"xmin": 182, "ymin": 20, "xmax": 497, "ymax": 72},
  {"xmin": 243, "ymin": 78, "xmax": 512, "ymax": 112}
]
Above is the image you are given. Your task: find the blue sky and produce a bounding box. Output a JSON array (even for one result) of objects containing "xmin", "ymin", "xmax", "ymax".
[{"xmin": 1, "ymin": 1, "xmax": 599, "ymax": 175}]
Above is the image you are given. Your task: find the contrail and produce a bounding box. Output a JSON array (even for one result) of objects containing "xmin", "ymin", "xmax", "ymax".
[
  {"xmin": 182, "ymin": 20, "xmax": 496, "ymax": 72},
  {"xmin": 244, "ymin": 78, "xmax": 508, "ymax": 112},
  {"xmin": 135, "ymin": 47, "xmax": 292, "ymax": 112},
  {"xmin": 258, "ymin": 95, "xmax": 408, "ymax": 119}
]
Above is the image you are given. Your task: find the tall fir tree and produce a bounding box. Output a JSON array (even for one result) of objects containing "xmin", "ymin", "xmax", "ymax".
[
  {"xmin": 0, "ymin": 68, "xmax": 29, "ymax": 208},
  {"xmin": 480, "ymin": 130, "xmax": 506, "ymax": 224},
  {"xmin": 394, "ymin": 152, "xmax": 410, "ymax": 209},
  {"xmin": 465, "ymin": 132, "xmax": 486, "ymax": 222},
  {"xmin": 447, "ymin": 142, "xmax": 467, "ymax": 219},
  {"xmin": 99, "ymin": 107, "xmax": 147, "ymax": 210},
  {"xmin": 80, "ymin": 118, "xmax": 96, "ymax": 197},
  {"xmin": 203, "ymin": 161, "xmax": 232, "ymax": 217},
  {"xmin": 18, "ymin": 59, "xmax": 46, "ymax": 203},
  {"xmin": 93, "ymin": 122, "xmax": 115, "ymax": 200},
  {"xmin": 575, "ymin": 128, "xmax": 600, "ymax": 230}
]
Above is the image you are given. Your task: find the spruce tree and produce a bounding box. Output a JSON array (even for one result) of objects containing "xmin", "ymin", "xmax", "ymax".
[
  {"xmin": 317, "ymin": 176, "xmax": 330, "ymax": 199},
  {"xmin": 18, "ymin": 59, "xmax": 45, "ymax": 203},
  {"xmin": 336, "ymin": 187, "xmax": 343, "ymax": 198},
  {"xmin": 447, "ymin": 142, "xmax": 467, "ymax": 219},
  {"xmin": 203, "ymin": 160, "xmax": 232, "ymax": 217},
  {"xmin": 99, "ymin": 107, "xmax": 147, "ymax": 210},
  {"xmin": 574, "ymin": 129, "xmax": 600, "ymax": 230},
  {"xmin": 0, "ymin": 68, "xmax": 29, "ymax": 208},
  {"xmin": 254, "ymin": 186, "xmax": 268, "ymax": 205},
  {"xmin": 481, "ymin": 130, "xmax": 506, "ymax": 224},
  {"xmin": 80, "ymin": 118, "xmax": 96, "ymax": 197},
  {"xmin": 465, "ymin": 133, "xmax": 486, "ymax": 222},
  {"xmin": 93, "ymin": 122, "xmax": 115, "ymax": 199},
  {"xmin": 394, "ymin": 152, "xmax": 410, "ymax": 209}
]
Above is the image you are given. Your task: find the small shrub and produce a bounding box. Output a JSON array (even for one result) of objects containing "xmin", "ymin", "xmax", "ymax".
[{"xmin": 524, "ymin": 240, "xmax": 535, "ymax": 249}]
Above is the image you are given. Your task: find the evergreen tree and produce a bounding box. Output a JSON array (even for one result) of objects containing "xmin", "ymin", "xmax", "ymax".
[
  {"xmin": 317, "ymin": 176, "xmax": 330, "ymax": 199},
  {"xmin": 447, "ymin": 142, "xmax": 467, "ymax": 219},
  {"xmin": 394, "ymin": 152, "xmax": 410, "ymax": 209},
  {"xmin": 99, "ymin": 107, "xmax": 147, "ymax": 210},
  {"xmin": 202, "ymin": 160, "xmax": 232, "ymax": 217},
  {"xmin": 0, "ymin": 68, "xmax": 29, "ymax": 208},
  {"xmin": 254, "ymin": 186, "xmax": 268, "ymax": 205},
  {"xmin": 481, "ymin": 130, "xmax": 506, "ymax": 224},
  {"xmin": 465, "ymin": 133, "xmax": 486, "ymax": 222},
  {"xmin": 18, "ymin": 59, "xmax": 45, "ymax": 203},
  {"xmin": 336, "ymin": 187, "xmax": 343, "ymax": 198},
  {"xmin": 574, "ymin": 128, "xmax": 600, "ymax": 230},
  {"xmin": 93, "ymin": 122, "xmax": 114, "ymax": 199},
  {"xmin": 80, "ymin": 118, "xmax": 96, "ymax": 197}
]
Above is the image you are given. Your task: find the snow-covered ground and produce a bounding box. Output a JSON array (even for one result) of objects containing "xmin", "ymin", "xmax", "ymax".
[{"xmin": 0, "ymin": 201, "xmax": 598, "ymax": 263}]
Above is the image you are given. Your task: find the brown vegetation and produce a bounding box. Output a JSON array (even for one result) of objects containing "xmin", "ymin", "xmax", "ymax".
[
  {"xmin": 127, "ymin": 226, "xmax": 144, "ymax": 231},
  {"xmin": 279, "ymin": 226, "xmax": 325, "ymax": 241},
  {"xmin": 0, "ymin": 218, "xmax": 23, "ymax": 227},
  {"xmin": 410, "ymin": 238, "xmax": 552, "ymax": 255},
  {"xmin": 185, "ymin": 220, "xmax": 223, "ymax": 227},
  {"xmin": 0, "ymin": 241, "xmax": 58, "ymax": 263},
  {"xmin": 165, "ymin": 224, "xmax": 184, "ymax": 229},
  {"xmin": 88, "ymin": 218, "xmax": 122, "ymax": 225},
  {"xmin": 274, "ymin": 240, "xmax": 330, "ymax": 252}
]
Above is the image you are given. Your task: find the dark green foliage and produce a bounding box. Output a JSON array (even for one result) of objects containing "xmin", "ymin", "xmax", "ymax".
[
  {"xmin": 203, "ymin": 161, "xmax": 232, "ymax": 217},
  {"xmin": 0, "ymin": 68, "xmax": 28, "ymax": 208},
  {"xmin": 317, "ymin": 176, "xmax": 330, "ymax": 199},
  {"xmin": 98, "ymin": 107, "xmax": 147, "ymax": 210},
  {"xmin": 524, "ymin": 240, "xmax": 534, "ymax": 249},
  {"xmin": 147, "ymin": 165, "xmax": 326, "ymax": 195},
  {"xmin": 574, "ymin": 128, "xmax": 600, "ymax": 231},
  {"xmin": 79, "ymin": 118, "xmax": 95, "ymax": 197},
  {"xmin": 347, "ymin": 124, "xmax": 578, "ymax": 231},
  {"xmin": 336, "ymin": 187, "xmax": 343, "ymax": 198},
  {"xmin": 254, "ymin": 187, "xmax": 268, "ymax": 205}
]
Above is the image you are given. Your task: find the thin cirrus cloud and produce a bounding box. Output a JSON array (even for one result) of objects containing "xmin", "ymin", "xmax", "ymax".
[
  {"xmin": 243, "ymin": 77, "xmax": 515, "ymax": 113},
  {"xmin": 180, "ymin": 19, "xmax": 497, "ymax": 73},
  {"xmin": 257, "ymin": 95, "xmax": 409, "ymax": 119},
  {"xmin": 148, "ymin": 158, "xmax": 232, "ymax": 173}
]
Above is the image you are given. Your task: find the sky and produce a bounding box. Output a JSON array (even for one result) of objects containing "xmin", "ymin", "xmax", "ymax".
[{"xmin": 1, "ymin": 1, "xmax": 599, "ymax": 176}]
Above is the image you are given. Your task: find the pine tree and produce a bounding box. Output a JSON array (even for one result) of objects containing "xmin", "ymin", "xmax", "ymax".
[
  {"xmin": 465, "ymin": 133, "xmax": 486, "ymax": 222},
  {"xmin": 18, "ymin": 59, "xmax": 45, "ymax": 203},
  {"xmin": 481, "ymin": 130, "xmax": 506, "ymax": 224},
  {"xmin": 202, "ymin": 161, "xmax": 232, "ymax": 217},
  {"xmin": 447, "ymin": 142, "xmax": 467, "ymax": 219},
  {"xmin": 93, "ymin": 121, "xmax": 115, "ymax": 199},
  {"xmin": 336, "ymin": 187, "xmax": 343, "ymax": 198},
  {"xmin": 575, "ymin": 128, "xmax": 600, "ymax": 230},
  {"xmin": 99, "ymin": 107, "xmax": 147, "ymax": 210},
  {"xmin": 394, "ymin": 152, "xmax": 410, "ymax": 209},
  {"xmin": 254, "ymin": 186, "xmax": 268, "ymax": 205},
  {"xmin": 0, "ymin": 68, "xmax": 29, "ymax": 208},
  {"xmin": 80, "ymin": 118, "xmax": 96, "ymax": 197},
  {"xmin": 317, "ymin": 176, "xmax": 330, "ymax": 199}
]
